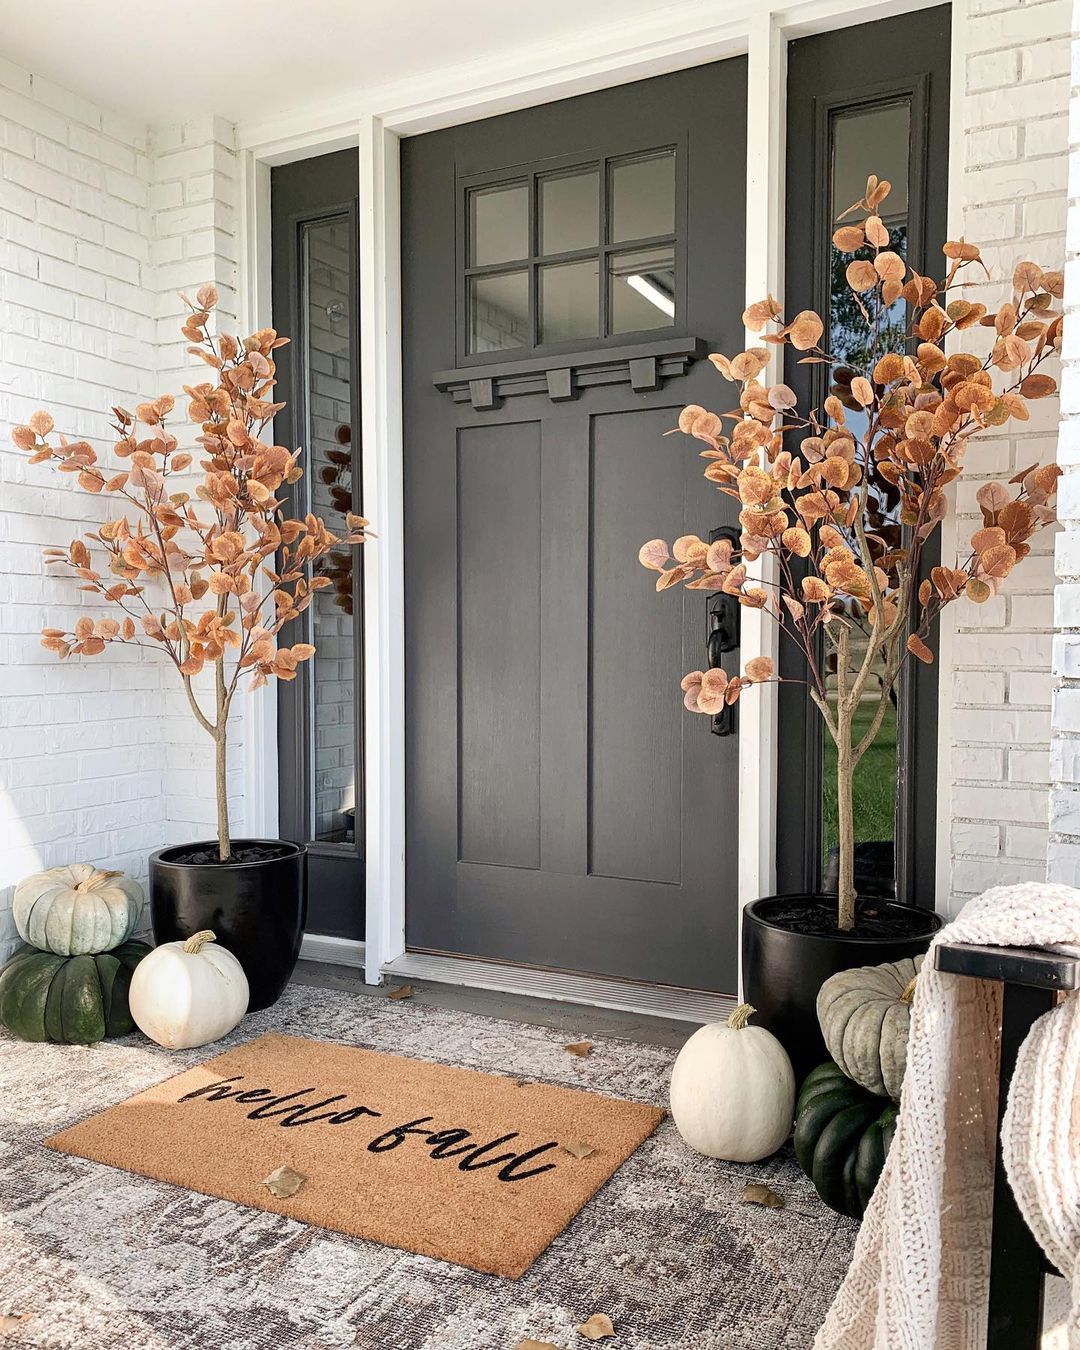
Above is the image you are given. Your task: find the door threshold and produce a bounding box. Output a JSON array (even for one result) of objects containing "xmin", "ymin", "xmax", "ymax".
[
  {"xmin": 381, "ymin": 951, "xmax": 736, "ymax": 1024},
  {"xmin": 300, "ymin": 933, "xmax": 366, "ymax": 968}
]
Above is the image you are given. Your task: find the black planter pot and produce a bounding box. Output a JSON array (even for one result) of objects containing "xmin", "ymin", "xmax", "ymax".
[
  {"xmin": 742, "ymin": 893, "xmax": 942, "ymax": 1084},
  {"xmin": 149, "ymin": 840, "xmax": 307, "ymax": 1013}
]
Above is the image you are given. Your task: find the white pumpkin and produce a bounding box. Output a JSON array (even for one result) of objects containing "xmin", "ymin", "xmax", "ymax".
[
  {"xmin": 670, "ymin": 1003, "xmax": 795, "ymax": 1162},
  {"xmin": 129, "ymin": 930, "xmax": 249, "ymax": 1049},
  {"xmin": 14, "ymin": 864, "xmax": 144, "ymax": 956}
]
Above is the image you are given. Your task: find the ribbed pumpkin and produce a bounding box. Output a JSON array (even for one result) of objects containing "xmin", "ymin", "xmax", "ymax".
[
  {"xmin": 669, "ymin": 1003, "xmax": 795, "ymax": 1162},
  {"xmin": 14, "ymin": 865, "xmax": 144, "ymax": 956},
  {"xmin": 794, "ymin": 1062, "xmax": 897, "ymax": 1219},
  {"xmin": 129, "ymin": 930, "xmax": 249, "ymax": 1049},
  {"xmin": 0, "ymin": 941, "xmax": 151, "ymax": 1044},
  {"xmin": 816, "ymin": 955, "xmax": 922, "ymax": 1101}
]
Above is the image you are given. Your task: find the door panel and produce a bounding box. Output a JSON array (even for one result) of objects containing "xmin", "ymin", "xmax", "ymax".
[
  {"xmin": 457, "ymin": 421, "xmax": 543, "ymax": 870},
  {"xmin": 402, "ymin": 60, "xmax": 747, "ymax": 993},
  {"xmin": 589, "ymin": 407, "xmax": 686, "ymax": 886}
]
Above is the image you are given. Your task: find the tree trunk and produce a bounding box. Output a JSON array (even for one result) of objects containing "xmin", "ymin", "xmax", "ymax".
[
  {"xmin": 215, "ymin": 655, "xmax": 231, "ymax": 862},
  {"xmin": 215, "ymin": 729, "xmax": 231, "ymax": 861},
  {"xmin": 836, "ymin": 709, "xmax": 856, "ymax": 931}
]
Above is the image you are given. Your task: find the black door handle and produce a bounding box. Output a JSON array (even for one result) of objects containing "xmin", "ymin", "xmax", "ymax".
[{"xmin": 706, "ymin": 526, "xmax": 740, "ymax": 737}]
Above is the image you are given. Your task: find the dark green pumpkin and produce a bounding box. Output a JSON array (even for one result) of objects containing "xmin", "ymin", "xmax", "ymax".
[
  {"xmin": 0, "ymin": 940, "xmax": 151, "ymax": 1045},
  {"xmin": 794, "ymin": 1062, "xmax": 898, "ymax": 1219}
]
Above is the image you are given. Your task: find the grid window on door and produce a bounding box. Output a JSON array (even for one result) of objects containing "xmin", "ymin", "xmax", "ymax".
[{"xmin": 464, "ymin": 149, "xmax": 677, "ymax": 355}]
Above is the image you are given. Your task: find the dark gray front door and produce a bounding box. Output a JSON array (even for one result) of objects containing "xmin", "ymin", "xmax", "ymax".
[{"xmin": 402, "ymin": 61, "xmax": 747, "ymax": 993}]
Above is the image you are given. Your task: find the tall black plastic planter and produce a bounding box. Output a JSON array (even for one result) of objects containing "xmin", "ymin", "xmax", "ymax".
[
  {"xmin": 742, "ymin": 894, "xmax": 942, "ymax": 1085},
  {"xmin": 149, "ymin": 841, "xmax": 307, "ymax": 1012}
]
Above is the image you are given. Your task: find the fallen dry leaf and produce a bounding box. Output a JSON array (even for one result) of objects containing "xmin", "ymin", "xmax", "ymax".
[
  {"xmin": 0, "ymin": 1314, "xmax": 31, "ymax": 1335},
  {"xmin": 561, "ymin": 1139, "xmax": 596, "ymax": 1160},
  {"xmin": 387, "ymin": 984, "xmax": 414, "ymax": 1001},
  {"xmin": 741, "ymin": 1183, "xmax": 784, "ymax": 1209},
  {"xmin": 516, "ymin": 1342, "xmax": 559, "ymax": 1350},
  {"xmin": 564, "ymin": 1041, "xmax": 593, "ymax": 1058},
  {"xmin": 577, "ymin": 1313, "xmax": 615, "ymax": 1341},
  {"xmin": 510, "ymin": 1077, "xmax": 532, "ymax": 1088},
  {"xmin": 263, "ymin": 1165, "xmax": 306, "ymax": 1199}
]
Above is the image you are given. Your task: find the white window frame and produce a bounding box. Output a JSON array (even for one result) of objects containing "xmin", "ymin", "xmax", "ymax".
[{"xmin": 237, "ymin": 0, "xmax": 958, "ymax": 992}]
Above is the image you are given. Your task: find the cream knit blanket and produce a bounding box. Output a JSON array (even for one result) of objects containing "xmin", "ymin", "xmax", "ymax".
[{"xmin": 814, "ymin": 881, "xmax": 1080, "ymax": 1350}]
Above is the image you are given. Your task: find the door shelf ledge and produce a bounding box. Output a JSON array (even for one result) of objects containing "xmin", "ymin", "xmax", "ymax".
[{"xmin": 433, "ymin": 335, "xmax": 707, "ymax": 409}]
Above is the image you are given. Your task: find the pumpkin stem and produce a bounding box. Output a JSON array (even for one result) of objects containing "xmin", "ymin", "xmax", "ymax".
[
  {"xmin": 183, "ymin": 930, "xmax": 217, "ymax": 955},
  {"xmin": 900, "ymin": 976, "xmax": 918, "ymax": 1004},
  {"xmin": 75, "ymin": 869, "xmax": 122, "ymax": 892},
  {"xmin": 726, "ymin": 1003, "xmax": 756, "ymax": 1030}
]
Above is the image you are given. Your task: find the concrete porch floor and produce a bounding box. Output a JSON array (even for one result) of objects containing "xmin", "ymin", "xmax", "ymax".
[{"xmin": 0, "ymin": 977, "xmax": 861, "ymax": 1349}]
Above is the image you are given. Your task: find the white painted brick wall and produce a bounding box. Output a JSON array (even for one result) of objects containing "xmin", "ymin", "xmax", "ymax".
[
  {"xmin": 940, "ymin": 0, "xmax": 1071, "ymax": 912},
  {"xmin": 150, "ymin": 115, "xmax": 242, "ymax": 848},
  {"xmin": 0, "ymin": 65, "xmax": 239, "ymax": 960},
  {"xmin": 1048, "ymin": 0, "xmax": 1080, "ymax": 886}
]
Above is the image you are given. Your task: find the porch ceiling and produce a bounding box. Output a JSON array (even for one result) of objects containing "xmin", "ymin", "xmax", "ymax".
[{"xmin": 0, "ymin": 0, "xmax": 692, "ymax": 127}]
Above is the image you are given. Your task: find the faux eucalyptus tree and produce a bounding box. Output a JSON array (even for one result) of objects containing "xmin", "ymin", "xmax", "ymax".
[
  {"xmin": 640, "ymin": 176, "xmax": 1061, "ymax": 930},
  {"xmin": 14, "ymin": 286, "xmax": 371, "ymax": 861}
]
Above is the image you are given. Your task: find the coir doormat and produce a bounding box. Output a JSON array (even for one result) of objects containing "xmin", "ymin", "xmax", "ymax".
[{"xmin": 45, "ymin": 1032, "xmax": 664, "ymax": 1278}]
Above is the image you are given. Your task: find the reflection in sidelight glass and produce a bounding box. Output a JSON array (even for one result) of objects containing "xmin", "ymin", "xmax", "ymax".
[
  {"xmin": 469, "ymin": 182, "xmax": 528, "ymax": 266},
  {"xmin": 609, "ymin": 245, "xmax": 676, "ymax": 334},
  {"xmin": 610, "ymin": 151, "xmax": 675, "ymax": 243},
  {"xmin": 469, "ymin": 271, "xmax": 529, "ymax": 352},
  {"xmin": 540, "ymin": 259, "xmax": 599, "ymax": 343},
  {"xmin": 820, "ymin": 100, "xmax": 911, "ymax": 893},
  {"xmin": 303, "ymin": 218, "xmax": 358, "ymax": 844},
  {"xmin": 540, "ymin": 168, "xmax": 599, "ymax": 255}
]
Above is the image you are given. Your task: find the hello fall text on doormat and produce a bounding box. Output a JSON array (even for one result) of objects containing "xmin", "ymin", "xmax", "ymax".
[{"xmin": 45, "ymin": 1032, "xmax": 665, "ymax": 1277}]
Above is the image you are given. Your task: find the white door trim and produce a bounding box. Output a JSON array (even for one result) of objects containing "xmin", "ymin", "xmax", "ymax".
[{"xmin": 236, "ymin": 0, "xmax": 955, "ymax": 995}]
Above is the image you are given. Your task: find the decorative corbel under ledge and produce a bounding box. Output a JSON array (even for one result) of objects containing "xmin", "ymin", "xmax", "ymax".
[{"xmin": 433, "ymin": 335, "xmax": 707, "ymax": 410}]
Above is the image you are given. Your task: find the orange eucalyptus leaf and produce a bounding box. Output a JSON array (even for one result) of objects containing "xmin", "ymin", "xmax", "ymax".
[{"xmin": 907, "ymin": 634, "xmax": 934, "ymax": 663}]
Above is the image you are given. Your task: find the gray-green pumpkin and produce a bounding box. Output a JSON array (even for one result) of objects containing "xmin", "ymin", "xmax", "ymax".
[
  {"xmin": 14, "ymin": 864, "xmax": 143, "ymax": 956},
  {"xmin": 0, "ymin": 941, "xmax": 151, "ymax": 1044},
  {"xmin": 816, "ymin": 955, "xmax": 922, "ymax": 1101}
]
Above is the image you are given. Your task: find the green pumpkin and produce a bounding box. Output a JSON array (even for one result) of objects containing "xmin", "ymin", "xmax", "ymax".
[
  {"xmin": 0, "ymin": 941, "xmax": 151, "ymax": 1045},
  {"xmin": 794, "ymin": 1062, "xmax": 897, "ymax": 1219}
]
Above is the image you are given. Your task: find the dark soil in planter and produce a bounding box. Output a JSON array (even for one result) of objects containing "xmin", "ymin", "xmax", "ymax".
[
  {"xmin": 166, "ymin": 841, "xmax": 295, "ymax": 867},
  {"xmin": 760, "ymin": 895, "xmax": 942, "ymax": 942}
]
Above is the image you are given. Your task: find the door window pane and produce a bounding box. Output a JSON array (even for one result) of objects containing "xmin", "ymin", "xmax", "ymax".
[
  {"xmin": 463, "ymin": 148, "xmax": 678, "ymax": 354},
  {"xmin": 610, "ymin": 151, "xmax": 675, "ymax": 242},
  {"xmin": 820, "ymin": 99, "xmax": 911, "ymax": 893},
  {"xmin": 469, "ymin": 182, "xmax": 528, "ymax": 265},
  {"xmin": 829, "ymin": 101, "xmax": 910, "ymax": 379},
  {"xmin": 609, "ymin": 245, "xmax": 675, "ymax": 333},
  {"xmin": 303, "ymin": 217, "xmax": 358, "ymax": 844},
  {"xmin": 469, "ymin": 270, "xmax": 529, "ymax": 352},
  {"xmin": 540, "ymin": 168, "xmax": 598, "ymax": 254},
  {"xmin": 540, "ymin": 259, "xmax": 599, "ymax": 343},
  {"xmin": 832, "ymin": 102, "xmax": 910, "ymax": 219}
]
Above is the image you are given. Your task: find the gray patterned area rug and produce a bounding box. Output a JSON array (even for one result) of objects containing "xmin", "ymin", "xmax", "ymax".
[{"xmin": 0, "ymin": 984, "xmax": 857, "ymax": 1349}]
